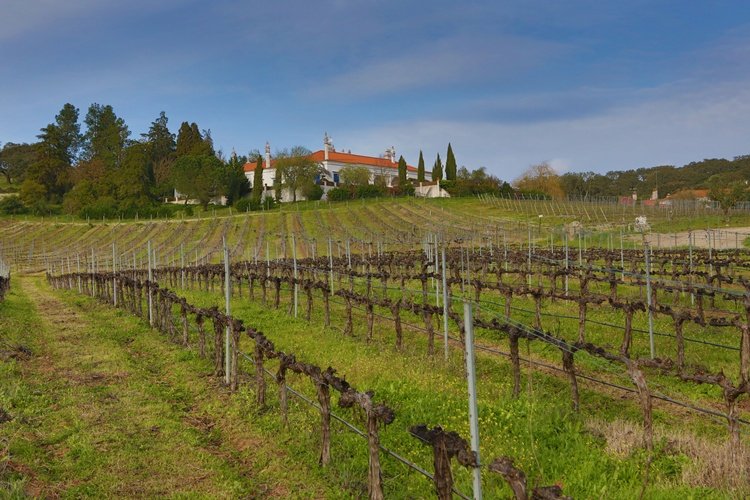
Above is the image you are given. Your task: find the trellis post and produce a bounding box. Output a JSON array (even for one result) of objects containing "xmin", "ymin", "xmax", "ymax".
[
  {"xmin": 442, "ymin": 245, "xmax": 449, "ymax": 361},
  {"xmin": 224, "ymin": 237, "xmax": 232, "ymax": 385},
  {"xmin": 463, "ymin": 301, "xmax": 483, "ymax": 499},
  {"xmin": 148, "ymin": 240, "xmax": 153, "ymax": 325},
  {"xmin": 644, "ymin": 241, "xmax": 655, "ymax": 359},
  {"xmin": 292, "ymin": 234, "xmax": 298, "ymax": 317},
  {"xmin": 112, "ymin": 242, "xmax": 117, "ymax": 306}
]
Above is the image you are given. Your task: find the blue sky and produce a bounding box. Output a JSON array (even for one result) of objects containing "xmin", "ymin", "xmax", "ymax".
[{"xmin": 2, "ymin": 0, "xmax": 750, "ymax": 180}]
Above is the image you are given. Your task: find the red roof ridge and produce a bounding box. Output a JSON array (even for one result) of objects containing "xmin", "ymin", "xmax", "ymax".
[{"xmin": 244, "ymin": 149, "xmax": 417, "ymax": 172}]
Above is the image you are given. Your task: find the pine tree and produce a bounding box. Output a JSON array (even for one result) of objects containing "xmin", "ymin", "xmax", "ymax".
[
  {"xmin": 417, "ymin": 150, "xmax": 425, "ymax": 182},
  {"xmin": 445, "ymin": 143, "xmax": 457, "ymax": 180},
  {"xmin": 431, "ymin": 153, "xmax": 443, "ymax": 181},
  {"xmin": 251, "ymin": 155, "xmax": 264, "ymax": 201},
  {"xmin": 398, "ymin": 155, "xmax": 407, "ymax": 185}
]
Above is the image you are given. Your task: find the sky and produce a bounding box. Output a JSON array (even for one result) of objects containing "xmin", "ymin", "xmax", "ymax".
[{"xmin": 2, "ymin": 0, "xmax": 750, "ymax": 180}]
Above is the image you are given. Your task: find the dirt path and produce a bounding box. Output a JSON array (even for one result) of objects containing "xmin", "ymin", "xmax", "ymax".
[
  {"xmin": 1, "ymin": 276, "xmax": 328, "ymax": 498},
  {"xmin": 644, "ymin": 227, "xmax": 750, "ymax": 249}
]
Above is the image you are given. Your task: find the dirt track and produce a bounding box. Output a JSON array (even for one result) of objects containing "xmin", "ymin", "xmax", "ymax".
[{"xmin": 644, "ymin": 227, "xmax": 750, "ymax": 249}]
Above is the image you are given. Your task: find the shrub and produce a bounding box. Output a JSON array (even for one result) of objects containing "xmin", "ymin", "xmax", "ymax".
[
  {"xmin": 235, "ymin": 196, "xmax": 276, "ymax": 212},
  {"xmin": 303, "ymin": 183, "xmax": 324, "ymax": 201},
  {"xmin": 355, "ymin": 184, "xmax": 385, "ymax": 199},
  {"xmin": 393, "ymin": 182, "xmax": 415, "ymax": 197},
  {"xmin": 235, "ymin": 197, "xmax": 260, "ymax": 212},
  {"xmin": 0, "ymin": 196, "xmax": 28, "ymax": 215},
  {"xmin": 327, "ymin": 187, "xmax": 352, "ymax": 202}
]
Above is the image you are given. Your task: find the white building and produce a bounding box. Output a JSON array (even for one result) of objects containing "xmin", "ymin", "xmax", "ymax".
[{"xmin": 243, "ymin": 133, "xmax": 431, "ymax": 201}]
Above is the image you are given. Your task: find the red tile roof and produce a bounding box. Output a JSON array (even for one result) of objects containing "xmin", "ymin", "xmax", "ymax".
[{"xmin": 243, "ymin": 149, "xmax": 417, "ymax": 173}]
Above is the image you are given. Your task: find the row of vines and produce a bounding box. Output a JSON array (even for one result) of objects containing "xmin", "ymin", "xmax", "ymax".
[{"xmin": 46, "ymin": 265, "xmax": 569, "ymax": 499}]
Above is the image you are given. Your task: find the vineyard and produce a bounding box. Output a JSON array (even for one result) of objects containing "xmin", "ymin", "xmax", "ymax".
[
  {"xmin": 44, "ymin": 240, "xmax": 750, "ymax": 497},
  {"xmin": 3, "ymin": 196, "xmax": 750, "ymax": 272},
  {"xmin": 3, "ymin": 197, "xmax": 750, "ymax": 498}
]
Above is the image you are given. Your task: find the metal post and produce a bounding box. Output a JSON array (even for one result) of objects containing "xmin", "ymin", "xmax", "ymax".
[
  {"xmin": 292, "ymin": 234, "xmax": 298, "ymax": 317},
  {"xmin": 223, "ymin": 237, "xmax": 231, "ymax": 385},
  {"xmin": 181, "ymin": 244, "xmax": 185, "ymax": 289},
  {"xmin": 644, "ymin": 241, "xmax": 655, "ymax": 359},
  {"xmin": 147, "ymin": 240, "xmax": 153, "ymax": 326},
  {"xmin": 442, "ymin": 246, "xmax": 449, "ymax": 361},
  {"xmin": 76, "ymin": 253, "xmax": 81, "ymax": 293},
  {"xmin": 619, "ymin": 228, "xmax": 625, "ymax": 281},
  {"xmin": 112, "ymin": 242, "xmax": 117, "ymax": 306},
  {"xmin": 328, "ymin": 237, "xmax": 334, "ymax": 294},
  {"xmin": 91, "ymin": 247, "xmax": 96, "ymax": 297},
  {"xmin": 463, "ymin": 301, "xmax": 483, "ymax": 500},
  {"xmin": 688, "ymin": 231, "xmax": 694, "ymax": 306},
  {"xmin": 527, "ymin": 223, "xmax": 532, "ymax": 286},
  {"xmin": 564, "ymin": 232, "xmax": 569, "ymax": 295}
]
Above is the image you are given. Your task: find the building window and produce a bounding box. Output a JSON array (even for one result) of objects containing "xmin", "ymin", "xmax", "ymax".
[{"xmin": 333, "ymin": 173, "xmax": 340, "ymax": 184}]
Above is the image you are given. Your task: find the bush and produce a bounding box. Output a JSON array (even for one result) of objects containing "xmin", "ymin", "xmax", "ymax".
[
  {"xmin": 235, "ymin": 197, "xmax": 260, "ymax": 212},
  {"xmin": 235, "ymin": 196, "xmax": 276, "ymax": 212},
  {"xmin": 327, "ymin": 187, "xmax": 352, "ymax": 202},
  {"xmin": 393, "ymin": 182, "xmax": 415, "ymax": 197},
  {"xmin": 0, "ymin": 196, "xmax": 28, "ymax": 215},
  {"xmin": 355, "ymin": 184, "xmax": 385, "ymax": 199},
  {"xmin": 303, "ymin": 183, "xmax": 324, "ymax": 201}
]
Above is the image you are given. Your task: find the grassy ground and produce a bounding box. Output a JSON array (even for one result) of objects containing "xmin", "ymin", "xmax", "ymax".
[
  {"xmin": 175, "ymin": 281, "xmax": 743, "ymax": 498},
  {"xmin": 0, "ymin": 275, "xmax": 333, "ymax": 498}
]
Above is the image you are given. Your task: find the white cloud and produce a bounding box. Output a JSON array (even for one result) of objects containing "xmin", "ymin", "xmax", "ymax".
[
  {"xmin": 0, "ymin": 0, "xmax": 190, "ymax": 41},
  {"xmin": 337, "ymin": 79, "xmax": 750, "ymax": 182},
  {"xmin": 309, "ymin": 34, "xmax": 566, "ymax": 98}
]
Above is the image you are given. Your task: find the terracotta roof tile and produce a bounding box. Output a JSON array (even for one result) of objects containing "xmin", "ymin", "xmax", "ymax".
[{"xmin": 243, "ymin": 149, "xmax": 417, "ymax": 172}]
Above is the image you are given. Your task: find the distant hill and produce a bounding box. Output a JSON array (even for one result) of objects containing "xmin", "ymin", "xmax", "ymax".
[{"xmin": 560, "ymin": 155, "xmax": 750, "ymax": 199}]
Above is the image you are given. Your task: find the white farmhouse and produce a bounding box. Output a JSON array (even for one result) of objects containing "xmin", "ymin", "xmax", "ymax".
[{"xmin": 243, "ymin": 133, "xmax": 433, "ymax": 202}]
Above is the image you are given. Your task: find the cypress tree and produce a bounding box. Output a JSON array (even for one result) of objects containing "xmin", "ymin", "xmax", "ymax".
[
  {"xmin": 251, "ymin": 155, "xmax": 264, "ymax": 201},
  {"xmin": 417, "ymin": 150, "xmax": 425, "ymax": 182},
  {"xmin": 274, "ymin": 167, "xmax": 282, "ymax": 201},
  {"xmin": 445, "ymin": 143, "xmax": 457, "ymax": 181},
  {"xmin": 431, "ymin": 153, "xmax": 443, "ymax": 181},
  {"xmin": 397, "ymin": 155, "xmax": 407, "ymax": 185}
]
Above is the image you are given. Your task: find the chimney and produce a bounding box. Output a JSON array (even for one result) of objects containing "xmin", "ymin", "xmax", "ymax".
[
  {"xmin": 391, "ymin": 146, "xmax": 396, "ymax": 163},
  {"xmin": 264, "ymin": 141, "xmax": 271, "ymax": 169},
  {"xmin": 324, "ymin": 132, "xmax": 330, "ymax": 161}
]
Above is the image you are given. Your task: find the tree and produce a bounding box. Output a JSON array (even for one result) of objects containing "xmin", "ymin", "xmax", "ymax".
[
  {"xmin": 432, "ymin": 153, "xmax": 443, "ymax": 181},
  {"xmin": 251, "ymin": 156, "xmax": 264, "ymax": 202},
  {"xmin": 274, "ymin": 167, "xmax": 282, "ymax": 202},
  {"xmin": 339, "ymin": 165, "xmax": 371, "ymax": 185},
  {"xmin": 171, "ymin": 154, "xmax": 224, "ymax": 208},
  {"xmin": 397, "ymin": 155, "xmax": 408, "ymax": 185},
  {"xmin": 112, "ymin": 143, "xmax": 152, "ymax": 210},
  {"xmin": 709, "ymin": 175, "xmax": 746, "ymax": 219},
  {"xmin": 175, "ymin": 122, "xmax": 213, "ymax": 157},
  {"xmin": 81, "ymin": 103, "xmax": 130, "ymax": 168},
  {"xmin": 223, "ymin": 152, "xmax": 250, "ymax": 205},
  {"xmin": 0, "ymin": 142, "xmax": 38, "ymax": 184},
  {"xmin": 37, "ymin": 103, "xmax": 81, "ymax": 166},
  {"xmin": 513, "ymin": 162, "xmax": 565, "ymax": 199},
  {"xmin": 274, "ymin": 146, "xmax": 322, "ymax": 202},
  {"xmin": 417, "ymin": 150, "xmax": 425, "ymax": 182},
  {"xmin": 19, "ymin": 179, "xmax": 47, "ymax": 213},
  {"xmin": 445, "ymin": 143, "xmax": 457, "ymax": 180},
  {"xmin": 142, "ymin": 111, "xmax": 175, "ymax": 191}
]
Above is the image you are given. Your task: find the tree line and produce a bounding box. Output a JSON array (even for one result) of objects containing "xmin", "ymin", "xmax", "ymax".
[
  {"xmin": 0, "ymin": 107, "xmax": 511, "ymax": 215},
  {"xmin": 0, "ymin": 104, "xmax": 253, "ymax": 217}
]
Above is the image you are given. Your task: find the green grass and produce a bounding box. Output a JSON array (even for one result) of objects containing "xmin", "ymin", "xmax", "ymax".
[
  {"xmin": 0, "ymin": 275, "xmax": 334, "ymax": 498},
  {"xmin": 174, "ymin": 280, "xmax": 739, "ymax": 498}
]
